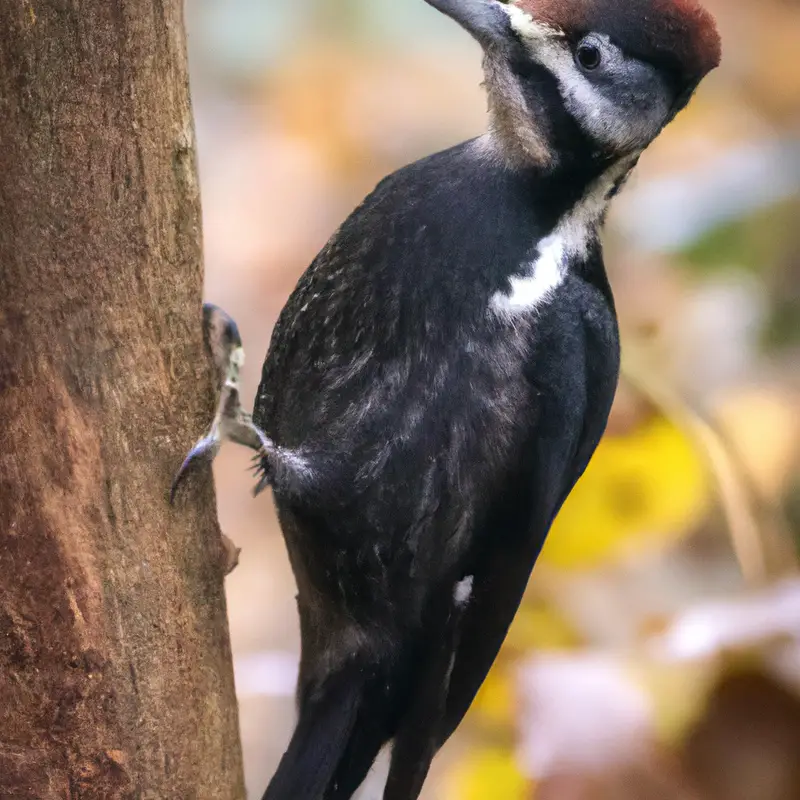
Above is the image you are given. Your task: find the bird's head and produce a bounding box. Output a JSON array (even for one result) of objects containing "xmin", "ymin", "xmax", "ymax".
[{"xmin": 425, "ymin": 0, "xmax": 721, "ymax": 167}]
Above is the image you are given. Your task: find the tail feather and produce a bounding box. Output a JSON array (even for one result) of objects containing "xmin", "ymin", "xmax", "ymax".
[{"xmin": 262, "ymin": 667, "xmax": 364, "ymax": 800}]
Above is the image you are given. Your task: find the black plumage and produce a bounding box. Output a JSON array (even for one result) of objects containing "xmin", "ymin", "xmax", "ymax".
[
  {"xmin": 253, "ymin": 147, "xmax": 624, "ymax": 800},
  {"xmin": 254, "ymin": 143, "xmax": 620, "ymax": 798},
  {"xmin": 171, "ymin": 1, "xmax": 721, "ymax": 797}
]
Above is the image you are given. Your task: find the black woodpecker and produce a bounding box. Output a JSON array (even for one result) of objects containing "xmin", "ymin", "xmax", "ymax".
[{"xmin": 172, "ymin": 1, "xmax": 722, "ymax": 798}]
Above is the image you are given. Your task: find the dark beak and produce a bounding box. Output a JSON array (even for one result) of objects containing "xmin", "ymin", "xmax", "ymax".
[{"xmin": 424, "ymin": 0, "xmax": 511, "ymax": 48}]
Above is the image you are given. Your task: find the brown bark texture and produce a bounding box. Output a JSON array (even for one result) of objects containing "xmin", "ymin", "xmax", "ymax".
[{"xmin": 0, "ymin": 2, "xmax": 246, "ymax": 798}]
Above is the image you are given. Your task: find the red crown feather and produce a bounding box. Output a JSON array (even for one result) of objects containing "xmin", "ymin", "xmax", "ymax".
[{"xmin": 514, "ymin": 0, "xmax": 721, "ymax": 82}]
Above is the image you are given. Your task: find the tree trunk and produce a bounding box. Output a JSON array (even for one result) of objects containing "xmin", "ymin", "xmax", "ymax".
[{"xmin": 0, "ymin": 2, "xmax": 245, "ymax": 798}]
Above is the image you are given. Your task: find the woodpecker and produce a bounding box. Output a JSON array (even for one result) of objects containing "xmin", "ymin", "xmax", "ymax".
[{"xmin": 172, "ymin": 1, "xmax": 721, "ymax": 798}]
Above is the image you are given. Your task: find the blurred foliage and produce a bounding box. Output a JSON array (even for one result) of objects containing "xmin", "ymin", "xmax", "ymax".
[
  {"xmin": 540, "ymin": 414, "xmax": 710, "ymax": 570},
  {"xmin": 680, "ymin": 200, "xmax": 798, "ymax": 278},
  {"xmin": 444, "ymin": 749, "xmax": 529, "ymax": 800},
  {"xmin": 763, "ymin": 297, "xmax": 800, "ymax": 351}
]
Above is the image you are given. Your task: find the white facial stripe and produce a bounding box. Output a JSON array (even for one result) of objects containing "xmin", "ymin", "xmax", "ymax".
[
  {"xmin": 537, "ymin": 38, "xmax": 649, "ymax": 151},
  {"xmin": 490, "ymin": 162, "xmax": 631, "ymax": 318},
  {"xmin": 502, "ymin": 6, "xmax": 663, "ymax": 152},
  {"xmin": 503, "ymin": 4, "xmax": 563, "ymax": 42}
]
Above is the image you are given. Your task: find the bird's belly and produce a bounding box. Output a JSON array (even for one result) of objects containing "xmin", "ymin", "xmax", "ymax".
[{"xmin": 275, "ymin": 280, "xmax": 618, "ymax": 632}]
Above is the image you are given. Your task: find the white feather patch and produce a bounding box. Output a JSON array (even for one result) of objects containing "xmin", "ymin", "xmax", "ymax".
[
  {"xmin": 500, "ymin": 14, "xmax": 663, "ymax": 152},
  {"xmin": 493, "ymin": 231, "xmax": 569, "ymax": 315},
  {"xmin": 454, "ymin": 575, "xmax": 475, "ymax": 607},
  {"xmin": 489, "ymin": 165, "xmax": 628, "ymax": 317},
  {"xmin": 503, "ymin": 4, "xmax": 563, "ymax": 42},
  {"xmin": 490, "ymin": 165, "xmax": 625, "ymax": 317}
]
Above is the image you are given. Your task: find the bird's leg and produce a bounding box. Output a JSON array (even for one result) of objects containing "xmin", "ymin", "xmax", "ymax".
[{"xmin": 170, "ymin": 304, "xmax": 272, "ymax": 503}]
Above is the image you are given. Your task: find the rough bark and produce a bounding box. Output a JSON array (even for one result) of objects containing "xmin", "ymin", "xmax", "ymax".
[{"xmin": 0, "ymin": 2, "xmax": 246, "ymax": 798}]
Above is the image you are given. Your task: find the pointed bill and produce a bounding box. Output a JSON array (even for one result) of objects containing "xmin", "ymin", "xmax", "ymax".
[{"xmin": 424, "ymin": 0, "xmax": 511, "ymax": 47}]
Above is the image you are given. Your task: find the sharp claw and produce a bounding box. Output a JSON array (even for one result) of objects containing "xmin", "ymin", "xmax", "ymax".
[
  {"xmin": 171, "ymin": 303, "xmax": 277, "ymax": 504},
  {"xmin": 170, "ymin": 432, "xmax": 222, "ymax": 504}
]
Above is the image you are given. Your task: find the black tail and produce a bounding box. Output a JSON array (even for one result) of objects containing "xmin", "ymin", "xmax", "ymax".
[{"xmin": 262, "ymin": 665, "xmax": 368, "ymax": 800}]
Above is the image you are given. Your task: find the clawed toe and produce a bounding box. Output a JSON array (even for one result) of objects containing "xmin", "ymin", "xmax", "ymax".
[
  {"xmin": 170, "ymin": 430, "xmax": 222, "ymax": 503},
  {"xmin": 170, "ymin": 303, "xmax": 270, "ymax": 503}
]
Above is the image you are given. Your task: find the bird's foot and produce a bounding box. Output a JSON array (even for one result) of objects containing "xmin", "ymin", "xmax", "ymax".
[{"xmin": 170, "ymin": 304, "xmax": 271, "ymax": 503}]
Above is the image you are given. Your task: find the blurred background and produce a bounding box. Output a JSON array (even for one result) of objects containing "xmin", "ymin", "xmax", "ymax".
[{"xmin": 184, "ymin": 1, "xmax": 800, "ymax": 797}]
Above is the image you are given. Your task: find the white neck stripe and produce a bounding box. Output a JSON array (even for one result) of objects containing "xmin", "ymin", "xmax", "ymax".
[{"xmin": 490, "ymin": 162, "xmax": 630, "ymax": 318}]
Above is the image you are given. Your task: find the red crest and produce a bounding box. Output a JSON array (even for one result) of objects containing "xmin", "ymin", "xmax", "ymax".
[{"xmin": 513, "ymin": 0, "xmax": 721, "ymax": 83}]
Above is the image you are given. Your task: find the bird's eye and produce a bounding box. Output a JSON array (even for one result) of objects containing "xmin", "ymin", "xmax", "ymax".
[{"xmin": 576, "ymin": 41, "xmax": 602, "ymax": 71}]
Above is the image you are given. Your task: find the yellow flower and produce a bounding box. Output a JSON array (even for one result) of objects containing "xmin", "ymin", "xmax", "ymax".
[
  {"xmin": 443, "ymin": 748, "xmax": 530, "ymax": 800},
  {"xmin": 471, "ymin": 667, "xmax": 515, "ymax": 728},
  {"xmin": 540, "ymin": 415, "xmax": 709, "ymax": 569},
  {"xmin": 503, "ymin": 602, "xmax": 582, "ymax": 653}
]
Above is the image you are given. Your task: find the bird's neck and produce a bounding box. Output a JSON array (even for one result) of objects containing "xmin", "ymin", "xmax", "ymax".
[
  {"xmin": 549, "ymin": 155, "xmax": 638, "ymax": 242},
  {"xmin": 474, "ymin": 132, "xmax": 637, "ymax": 235},
  {"xmin": 485, "ymin": 153, "xmax": 635, "ymax": 318}
]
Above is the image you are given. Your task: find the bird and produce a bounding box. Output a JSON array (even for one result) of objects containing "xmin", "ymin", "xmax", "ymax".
[{"xmin": 171, "ymin": 1, "xmax": 721, "ymax": 798}]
